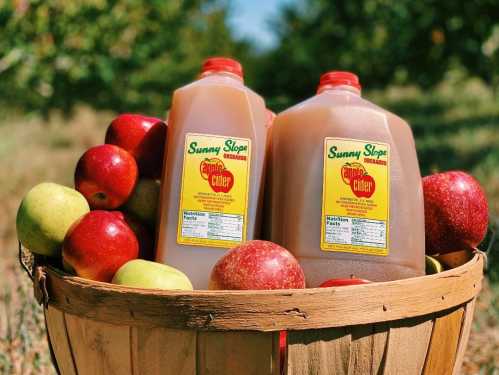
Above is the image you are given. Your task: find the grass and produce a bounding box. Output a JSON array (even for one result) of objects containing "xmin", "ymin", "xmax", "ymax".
[
  {"xmin": 371, "ymin": 78, "xmax": 499, "ymax": 216},
  {"xmin": 0, "ymin": 78, "xmax": 498, "ymax": 373},
  {"xmin": 373, "ymin": 79, "xmax": 499, "ymax": 372},
  {"xmin": 0, "ymin": 108, "xmax": 112, "ymax": 375}
]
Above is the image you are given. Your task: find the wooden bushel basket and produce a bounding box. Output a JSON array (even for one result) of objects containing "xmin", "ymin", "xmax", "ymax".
[{"xmin": 22, "ymin": 247, "xmax": 484, "ymax": 375}]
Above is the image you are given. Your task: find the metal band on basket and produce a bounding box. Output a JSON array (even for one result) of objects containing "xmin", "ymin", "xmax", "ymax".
[{"xmin": 19, "ymin": 241, "xmax": 35, "ymax": 281}]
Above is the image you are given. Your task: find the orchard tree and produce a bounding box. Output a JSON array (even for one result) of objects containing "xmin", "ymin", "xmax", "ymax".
[
  {"xmin": 255, "ymin": 0, "xmax": 499, "ymax": 109},
  {"xmin": 0, "ymin": 0, "xmax": 248, "ymax": 116}
]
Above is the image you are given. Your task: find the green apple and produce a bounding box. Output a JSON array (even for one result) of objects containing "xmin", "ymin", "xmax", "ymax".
[
  {"xmin": 425, "ymin": 255, "xmax": 444, "ymax": 275},
  {"xmin": 124, "ymin": 179, "xmax": 160, "ymax": 225},
  {"xmin": 16, "ymin": 182, "xmax": 90, "ymax": 256},
  {"xmin": 112, "ymin": 259, "xmax": 193, "ymax": 290}
]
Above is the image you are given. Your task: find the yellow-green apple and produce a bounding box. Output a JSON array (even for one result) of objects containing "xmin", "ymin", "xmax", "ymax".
[
  {"xmin": 425, "ymin": 255, "xmax": 444, "ymax": 274},
  {"xmin": 124, "ymin": 179, "xmax": 160, "ymax": 225},
  {"xmin": 209, "ymin": 240, "xmax": 305, "ymax": 290},
  {"xmin": 112, "ymin": 259, "xmax": 193, "ymax": 290},
  {"xmin": 16, "ymin": 182, "xmax": 89, "ymax": 256},
  {"xmin": 423, "ymin": 171, "xmax": 488, "ymax": 255},
  {"xmin": 105, "ymin": 114, "xmax": 167, "ymax": 179},
  {"xmin": 75, "ymin": 144, "xmax": 138, "ymax": 209},
  {"xmin": 62, "ymin": 211, "xmax": 138, "ymax": 282}
]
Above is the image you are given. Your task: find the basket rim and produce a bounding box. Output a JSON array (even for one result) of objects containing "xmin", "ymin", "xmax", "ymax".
[
  {"xmin": 45, "ymin": 252, "xmax": 480, "ymax": 296},
  {"xmin": 39, "ymin": 253, "xmax": 484, "ymax": 331}
]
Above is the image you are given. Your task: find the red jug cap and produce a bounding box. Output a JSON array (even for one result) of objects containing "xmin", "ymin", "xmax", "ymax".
[
  {"xmin": 318, "ymin": 71, "xmax": 361, "ymax": 92},
  {"xmin": 201, "ymin": 57, "xmax": 243, "ymax": 79}
]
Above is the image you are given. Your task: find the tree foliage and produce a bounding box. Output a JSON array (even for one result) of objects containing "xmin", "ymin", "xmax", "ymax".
[
  {"xmin": 0, "ymin": 0, "xmax": 246, "ymax": 116},
  {"xmin": 0, "ymin": 0, "xmax": 498, "ymax": 115},
  {"xmin": 255, "ymin": 0, "xmax": 499, "ymax": 109}
]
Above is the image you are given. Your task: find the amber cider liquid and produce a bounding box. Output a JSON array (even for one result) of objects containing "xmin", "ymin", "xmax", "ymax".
[
  {"xmin": 156, "ymin": 63, "xmax": 268, "ymax": 289},
  {"xmin": 267, "ymin": 78, "xmax": 425, "ymax": 286}
]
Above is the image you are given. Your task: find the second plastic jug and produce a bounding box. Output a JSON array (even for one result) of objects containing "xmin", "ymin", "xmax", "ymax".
[
  {"xmin": 267, "ymin": 71, "xmax": 425, "ymax": 286},
  {"xmin": 156, "ymin": 57, "xmax": 268, "ymax": 289}
]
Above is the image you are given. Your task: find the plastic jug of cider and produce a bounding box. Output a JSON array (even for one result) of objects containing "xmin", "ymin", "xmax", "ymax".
[
  {"xmin": 267, "ymin": 71, "xmax": 425, "ymax": 286},
  {"xmin": 156, "ymin": 57, "xmax": 268, "ymax": 289}
]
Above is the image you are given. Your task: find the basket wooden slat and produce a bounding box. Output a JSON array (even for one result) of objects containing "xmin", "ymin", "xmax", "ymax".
[
  {"xmin": 198, "ymin": 331, "xmax": 277, "ymax": 374},
  {"xmin": 45, "ymin": 306, "xmax": 77, "ymax": 375},
  {"xmin": 348, "ymin": 324, "xmax": 381, "ymax": 373},
  {"xmin": 65, "ymin": 313, "xmax": 132, "ymax": 374},
  {"xmin": 286, "ymin": 316, "xmax": 434, "ymax": 374},
  {"xmin": 45, "ymin": 311, "xmax": 281, "ymax": 374},
  {"xmin": 285, "ymin": 303, "xmax": 474, "ymax": 375},
  {"xmin": 130, "ymin": 326, "xmax": 196, "ymax": 375},
  {"xmin": 383, "ymin": 315, "xmax": 433, "ymax": 373},
  {"xmin": 422, "ymin": 307, "xmax": 465, "ymax": 375},
  {"xmin": 41, "ymin": 253, "xmax": 484, "ymax": 375},
  {"xmin": 451, "ymin": 298, "xmax": 476, "ymax": 374},
  {"xmin": 287, "ymin": 327, "xmax": 353, "ymax": 374}
]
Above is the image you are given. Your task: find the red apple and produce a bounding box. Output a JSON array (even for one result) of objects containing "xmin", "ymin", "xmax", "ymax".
[
  {"xmin": 319, "ymin": 278, "xmax": 371, "ymax": 288},
  {"xmin": 62, "ymin": 211, "xmax": 139, "ymax": 282},
  {"xmin": 209, "ymin": 240, "xmax": 305, "ymax": 290},
  {"xmin": 122, "ymin": 213, "xmax": 155, "ymax": 261},
  {"xmin": 75, "ymin": 144, "xmax": 138, "ymax": 209},
  {"xmin": 423, "ymin": 171, "xmax": 488, "ymax": 255},
  {"xmin": 105, "ymin": 114, "xmax": 167, "ymax": 179}
]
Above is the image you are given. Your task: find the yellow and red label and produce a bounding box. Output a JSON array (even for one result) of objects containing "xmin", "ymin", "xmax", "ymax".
[
  {"xmin": 177, "ymin": 133, "xmax": 251, "ymax": 248},
  {"xmin": 321, "ymin": 138, "xmax": 390, "ymax": 256}
]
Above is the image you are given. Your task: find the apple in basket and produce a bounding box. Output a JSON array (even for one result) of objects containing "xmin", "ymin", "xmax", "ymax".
[
  {"xmin": 122, "ymin": 212, "xmax": 155, "ymax": 261},
  {"xmin": 209, "ymin": 240, "xmax": 305, "ymax": 375},
  {"xmin": 112, "ymin": 259, "xmax": 193, "ymax": 291},
  {"xmin": 75, "ymin": 144, "xmax": 138, "ymax": 209},
  {"xmin": 208, "ymin": 240, "xmax": 306, "ymax": 290},
  {"xmin": 16, "ymin": 182, "xmax": 90, "ymax": 257},
  {"xmin": 124, "ymin": 178, "xmax": 161, "ymax": 226},
  {"xmin": 425, "ymin": 255, "xmax": 444, "ymax": 274},
  {"xmin": 62, "ymin": 210, "xmax": 139, "ymax": 282},
  {"xmin": 105, "ymin": 114, "xmax": 167, "ymax": 179},
  {"xmin": 423, "ymin": 171, "xmax": 488, "ymax": 256}
]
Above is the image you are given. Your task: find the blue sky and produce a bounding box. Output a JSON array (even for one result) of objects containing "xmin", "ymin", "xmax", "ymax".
[{"xmin": 229, "ymin": 0, "xmax": 296, "ymax": 49}]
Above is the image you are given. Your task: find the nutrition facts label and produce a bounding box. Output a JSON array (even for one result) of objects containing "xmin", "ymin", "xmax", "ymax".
[
  {"xmin": 181, "ymin": 210, "xmax": 244, "ymax": 242},
  {"xmin": 325, "ymin": 216, "xmax": 387, "ymax": 248}
]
